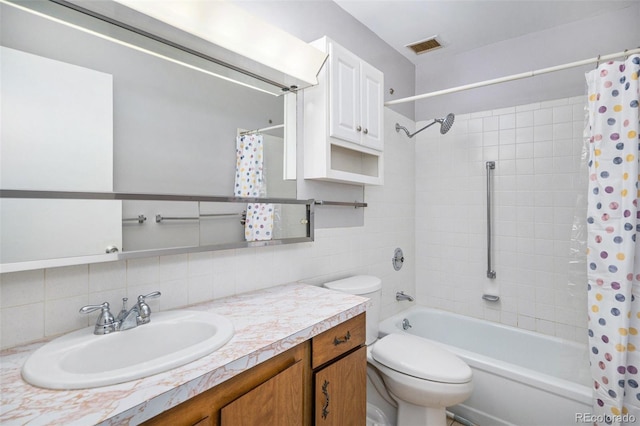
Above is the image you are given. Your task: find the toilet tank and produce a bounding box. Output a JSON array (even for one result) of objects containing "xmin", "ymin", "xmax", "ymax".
[{"xmin": 323, "ymin": 275, "xmax": 381, "ymax": 345}]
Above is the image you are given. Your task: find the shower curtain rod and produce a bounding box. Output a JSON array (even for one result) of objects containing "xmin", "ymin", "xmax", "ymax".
[{"xmin": 385, "ymin": 47, "xmax": 640, "ymax": 106}]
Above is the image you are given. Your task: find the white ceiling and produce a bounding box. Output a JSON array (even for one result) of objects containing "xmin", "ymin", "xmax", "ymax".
[{"xmin": 333, "ymin": 0, "xmax": 636, "ymax": 66}]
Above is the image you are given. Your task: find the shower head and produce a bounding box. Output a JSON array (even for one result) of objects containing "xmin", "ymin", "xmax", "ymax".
[
  {"xmin": 437, "ymin": 113, "xmax": 455, "ymax": 134},
  {"xmin": 395, "ymin": 113, "xmax": 455, "ymax": 138}
]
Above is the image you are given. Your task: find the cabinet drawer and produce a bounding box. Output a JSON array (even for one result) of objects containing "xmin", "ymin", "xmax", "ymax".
[{"xmin": 312, "ymin": 313, "xmax": 365, "ymax": 368}]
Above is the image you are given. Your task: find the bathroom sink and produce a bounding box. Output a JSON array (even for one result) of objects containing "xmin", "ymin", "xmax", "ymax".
[{"xmin": 21, "ymin": 310, "xmax": 234, "ymax": 389}]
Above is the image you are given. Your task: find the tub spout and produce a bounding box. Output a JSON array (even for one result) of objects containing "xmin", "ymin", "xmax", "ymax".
[{"xmin": 396, "ymin": 291, "xmax": 414, "ymax": 302}]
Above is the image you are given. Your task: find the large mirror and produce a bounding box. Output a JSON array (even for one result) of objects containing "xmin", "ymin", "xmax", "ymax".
[{"xmin": 0, "ymin": 0, "xmax": 311, "ymax": 272}]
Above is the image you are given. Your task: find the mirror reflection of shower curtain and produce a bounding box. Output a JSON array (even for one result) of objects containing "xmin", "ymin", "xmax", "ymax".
[
  {"xmin": 586, "ymin": 54, "xmax": 640, "ymax": 425},
  {"xmin": 234, "ymin": 133, "xmax": 274, "ymax": 241}
]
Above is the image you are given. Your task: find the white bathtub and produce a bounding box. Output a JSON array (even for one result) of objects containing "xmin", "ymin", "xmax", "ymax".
[{"xmin": 378, "ymin": 306, "xmax": 592, "ymax": 426}]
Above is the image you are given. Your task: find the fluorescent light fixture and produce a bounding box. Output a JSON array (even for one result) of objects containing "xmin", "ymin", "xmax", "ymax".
[{"xmin": 1, "ymin": 0, "xmax": 282, "ymax": 95}]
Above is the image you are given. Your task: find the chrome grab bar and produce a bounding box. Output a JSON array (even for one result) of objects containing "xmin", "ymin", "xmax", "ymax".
[{"xmin": 486, "ymin": 161, "xmax": 496, "ymax": 279}]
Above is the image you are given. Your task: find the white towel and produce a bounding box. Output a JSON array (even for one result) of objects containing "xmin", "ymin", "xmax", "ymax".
[{"xmin": 234, "ymin": 134, "xmax": 274, "ymax": 241}]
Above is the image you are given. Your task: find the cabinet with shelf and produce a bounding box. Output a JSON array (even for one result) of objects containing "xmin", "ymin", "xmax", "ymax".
[{"xmin": 304, "ymin": 36, "xmax": 384, "ymax": 185}]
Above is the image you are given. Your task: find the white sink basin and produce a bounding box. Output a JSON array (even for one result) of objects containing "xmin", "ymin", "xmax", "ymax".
[{"xmin": 22, "ymin": 310, "xmax": 234, "ymax": 389}]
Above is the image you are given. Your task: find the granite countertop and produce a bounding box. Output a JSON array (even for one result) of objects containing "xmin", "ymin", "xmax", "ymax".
[{"xmin": 0, "ymin": 283, "xmax": 367, "ymax": 425}]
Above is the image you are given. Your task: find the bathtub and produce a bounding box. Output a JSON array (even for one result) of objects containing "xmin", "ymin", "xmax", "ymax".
[{"xmin": 378, "ymin": 306, "xmax": 592, "ymax": 426}]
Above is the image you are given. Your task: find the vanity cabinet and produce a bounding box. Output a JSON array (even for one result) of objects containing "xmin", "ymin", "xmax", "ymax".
[
  {"xmin": 303, "ymin": 36, "xmax": 384, "ymax": 185},
  {"xmin": 143, "ymin": 313, "xmax": 366, "ymax": 425},
  {"xmin": 142, "ymin": 342, "xmax": 312, "ymax": 426}
]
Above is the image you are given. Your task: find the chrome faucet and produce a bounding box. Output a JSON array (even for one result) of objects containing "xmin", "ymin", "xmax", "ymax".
[
  {"xmin": 395, "ymin": 291, "xmax": 415, "ymax": 302},
  {"xmin": 80, "ymin": 291, "xmax": 161, "ymax": 335}
]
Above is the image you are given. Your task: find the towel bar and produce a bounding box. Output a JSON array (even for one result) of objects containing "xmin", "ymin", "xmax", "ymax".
[
  {"xmin": 200, "ymin": 213, "xmax": 242, "ymax": 218},
  {"xmin": 123, "ymin": 214, "xmax": 147, "ymax": 224},
  {"xmin": 155, "ymin": 214, "xmax": 199, "ymax": 223}
]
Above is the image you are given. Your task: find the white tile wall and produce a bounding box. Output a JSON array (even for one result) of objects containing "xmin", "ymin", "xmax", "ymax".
[
  {"xmin": 415, "ymin": 95, "xmax": 588, "ymax": 343},
  {"xmin": 2, "ymin": 97, "xmax": 591, "ymax": 349},
  {"xmin": 0, "ymin": 108, "xmax": 416, "ymax": 350}
]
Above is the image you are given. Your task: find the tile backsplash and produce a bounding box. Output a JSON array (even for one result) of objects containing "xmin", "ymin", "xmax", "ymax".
[
  {"xmin": 0, "ymin": 108, "xmax": 416, "ymax": 350},
  {"xmin": 414, "ymin": 95, "xmax": 588, "ymax": 343}
]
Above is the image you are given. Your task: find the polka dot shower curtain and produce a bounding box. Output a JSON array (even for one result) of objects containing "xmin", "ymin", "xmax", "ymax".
[{"xmin": 587, "ymin": 54, "xmax": 640, "ymax": 425}]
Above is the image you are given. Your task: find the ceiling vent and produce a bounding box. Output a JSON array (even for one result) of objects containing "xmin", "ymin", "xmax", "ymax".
[{"xmin": 406, "ymin": 36, "xmax": 442, "ymax": 55}]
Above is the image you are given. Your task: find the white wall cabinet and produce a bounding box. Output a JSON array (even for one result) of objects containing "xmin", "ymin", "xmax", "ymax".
[
  {"xmin": 0, "ymin": 47, "xmax": 121, "ymax": 266},
  {"xmin": 328, "ymin": 41, "xmax": 383, "ymax": 150},
  {"xmin": 0, "ymin": 46, "xmax": 114, "ymax": 192},
  {"xmin": 303, "ymin": 37, "xmax": 384, "ymax": 185},
  {"xmin": 0, "ymin": 199, "xmax": 122, "ymax": 265}
]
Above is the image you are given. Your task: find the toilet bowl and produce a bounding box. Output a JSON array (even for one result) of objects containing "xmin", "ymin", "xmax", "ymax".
[{"xmin": 324, "ymin": 276, "xmax": 473, "ymax": 426}]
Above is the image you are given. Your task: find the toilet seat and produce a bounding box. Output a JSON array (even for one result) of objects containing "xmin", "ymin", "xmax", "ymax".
[
  {"xmin": 371, "ymin": 334, "xmax": 472, "ymax": 384},
  {"xmin": 368, "ymin": 356, "xmax": 474, "ymax": 412}
]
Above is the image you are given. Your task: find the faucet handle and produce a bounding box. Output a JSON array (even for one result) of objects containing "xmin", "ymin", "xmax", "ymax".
[
  {"xmin": 136, "ymin": 291, "xmax": 161, "ymax": 325},
  {"xmin": 138, "ymin": 291, "xmax": 161, "ymax": 302},
  {"xmin": 79, "ymin": 302, "xmax": 110, "ymax": 315},
  {"xmin": 79, "ymin": 302, "xmax": 117, "ymax": 335}
]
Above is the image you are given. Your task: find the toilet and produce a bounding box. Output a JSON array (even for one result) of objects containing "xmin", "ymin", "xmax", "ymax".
[{"xmin": 324, "ymin": 276, "xmax": 473, "ymax": 426}]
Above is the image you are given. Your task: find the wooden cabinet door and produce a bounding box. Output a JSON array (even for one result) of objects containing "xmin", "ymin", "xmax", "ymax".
[
  {"xmin": 220, "ymin": 360, "xmax": 304, "ymax": 426},
  {"xmin": 314, "ymin": 346, "xmax": 367, "ymax": 426},
  {"xmin": 142, "ymin": 343, "xmax": 310, "ymax": 426}
]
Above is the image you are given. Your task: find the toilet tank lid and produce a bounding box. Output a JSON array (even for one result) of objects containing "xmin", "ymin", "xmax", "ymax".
[
  {"xmin": 323, "ymin": 275, "xmax": 382, "ymax": 294},
  {"xmin": 372, "ymin": 334, "xmax": 472, "ymax": 384}
]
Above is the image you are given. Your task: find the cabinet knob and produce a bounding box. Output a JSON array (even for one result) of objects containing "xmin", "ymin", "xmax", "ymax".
[
  {"xmin": 363, "ymin": 128, "xmax": 368, "ymax": 134},
  {"xmin": 105, "ymin": 245, "xmax": 119, "ymax": 253},
  {"xmin": 356, "ymin": 125, "xmax": 362, "ymax": 132}
]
